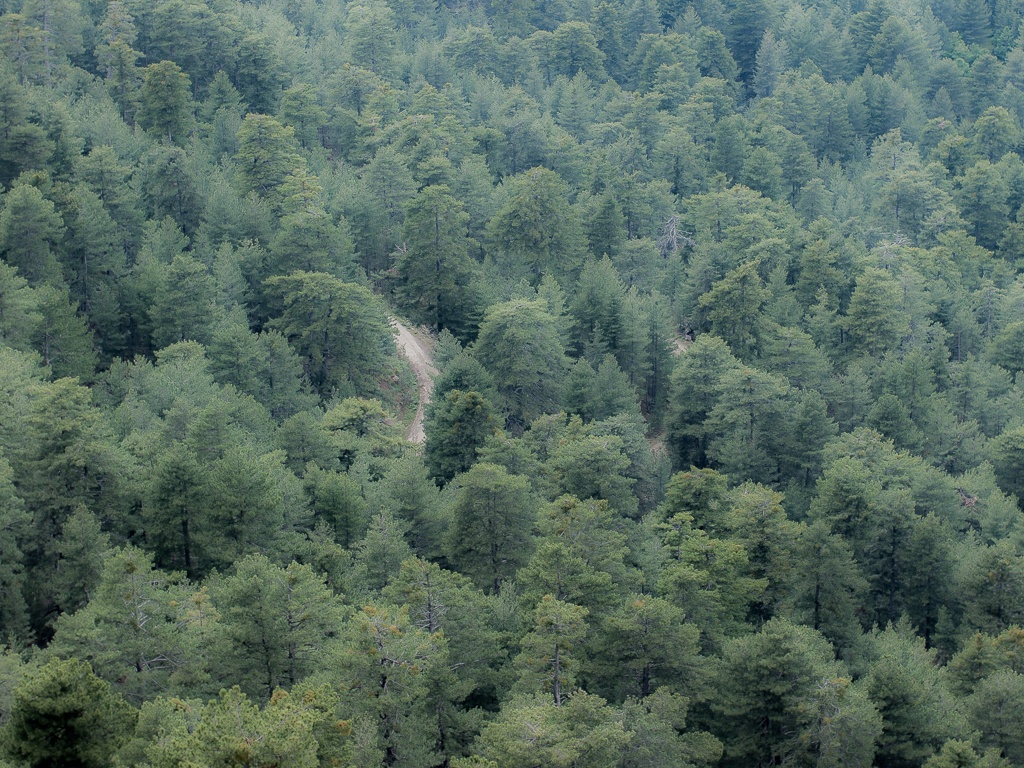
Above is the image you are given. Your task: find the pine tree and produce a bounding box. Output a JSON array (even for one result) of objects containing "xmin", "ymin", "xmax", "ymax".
[
  {"xmin": 233, "ymin": 113, "xmax": 304, "ymax": 208},
  {"xmin": 398, "ymin": 185, "xmax": 479, "ymax": 339},
  {"xmin": 1, "ymin": 657, "xmax": 136, "ymax": 767},
  {"xmin": 0, "ymin": 452, "xmax": 29, "ymax": 643},
  {"xmin": 32, "ymin": 284, "xmax": 97, "ymax": 381},
  {"xmin": 514, "ymin": 595, "xmax": 589, "ymax": 706},
  {"xmin": 208, "ymin": 555, "xmax": 345, "ymax": 700},
  {"xmin": 0, "ymin": 183, "xmax": 65, "ymax": 287},
  {"xmin": 137, "ymin": 60, "xmax": 193, "ymax": 144},
  {"xmin": 424, "ymin": 390, "xmax": 497, "ymax": 485},
  {"xmin": 473, "ymin": 299, "xmax": 569, "ymax": 431},
  {"xmin": 265, "ymin": 271, "xmax": 393, "ymax": 398},
  {"xmin": 445, "ymin": 462, "xmax": 535, "ymax": 594}
]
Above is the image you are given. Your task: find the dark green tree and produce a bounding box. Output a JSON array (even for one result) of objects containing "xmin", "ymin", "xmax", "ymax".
[
  {"xmin": 445, "ymin": 462, "xmax": 535, "ymax": 593},
  {"xmin": 424, "ymin": 390, "xmax": 497, "ymax": 485},
  {"xmin": 712, "ymin": 619, "xmax": 880, "ymax": 768},
  {"xmin": 398, "ymin": 185, "xmax": 478, "ymax": 339},
  {"xmin": 989, "ymin": 426, "xmax": 1024, "ymax": 499},
  {"xmin": 665, "ymin": 333, "xmax": 742, "ymax": 468},
  {"xmin": 0, "ymin": 452, "xmax": 29, "ymax": 642},
  {"xmin": 485, "ymin": 167, "xmax": 586, "ymax": 283},
  {"xmin": 473, "ymin": 298, "xmax": 569, "ymax": 431},
  {"xmin": 265, "ymin": 271, "xmax": 393, "ymax": 398},
  {"xmin": 137, "ymin": 60, "xmax": 192, "ymax": 144},
  {"xmin": 0, "ymin": 657, "xmax": 136, "ymax": 768}
]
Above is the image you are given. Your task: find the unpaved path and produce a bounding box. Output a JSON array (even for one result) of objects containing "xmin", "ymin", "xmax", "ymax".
[{"xmin": 391, "ymin": 318, "xmax": 438, "ymax": 443}]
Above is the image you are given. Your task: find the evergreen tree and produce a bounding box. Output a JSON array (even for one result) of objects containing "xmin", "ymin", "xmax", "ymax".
[
  {"xmin": 0, "ymin": 657, "xmax": 136, "ymax": 768},
  {"xmin": 485, "ymin": 167, "xmax": 587, "ymax": 283},
  {"xmin": 398, "ymin": 185, "xmax": 478, "ymax": 339},
  {"xmin": 137, "ymin": 60, "xmax": 192, "ymax": 144},
  {"xmin": 233, "ymin": 113, "xmax": 304, "ymax": 208},
  {"xmin": 514, "ymin": 595, "xmax": 589, "ymax": 706},
  {"xmin": 265, "ymin": 271, "xmax": 393, "ymax": 398},
  {"xmin": 475, "ymin": 691, "xmax": 631, "ymax": 768},
  {"xmin": 712, "ymin": 619, "xmax": 880, "ymax": 768},
  {"xmin": 424, "ymin": 390, "xmax": 497, "ymax": 485},
  {"xmin": 445, "ymin": 462, "xmax": 534, "ymax": 594},
  {"xmin": 0, "ymin": 183, "xmax": 65, "ymax": 287},
  {"xmin": 208, "ymin": 555, "xmax": 345, "ymax": 701},
  {"xmin": 0, "ymin": 262, "xmax": 40, "ymax": 352},
  {"xmin": 31, "ymin": 284, "xmax": 97, "ymax": 382},
  {"xmin": 0, "ymin": 452, "xmax": 29, "ymax": 643},
  {"xmin": 473, "ymin": 299, "xmax": 569, "ymax": 431},
  {"xmin": 699, "ymin": 260, "xmax": 769, "ymax": 359},
  {"xmin": 665, "ymin": 333, "xmax": 742, "ymax": 468}
]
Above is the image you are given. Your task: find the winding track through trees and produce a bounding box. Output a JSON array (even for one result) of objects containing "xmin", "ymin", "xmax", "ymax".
[{"xmin": 391, "ymin": 318, "xmax": 438, "ymax": 443}]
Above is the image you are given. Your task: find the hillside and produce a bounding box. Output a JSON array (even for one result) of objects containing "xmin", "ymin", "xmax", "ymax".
[{"xmin": 0, "ymin": 0, "xmax": 1023, "ymax": 765}]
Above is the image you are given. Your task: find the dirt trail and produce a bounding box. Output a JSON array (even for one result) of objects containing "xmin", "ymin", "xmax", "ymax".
[{"xmin": 391, "ymin": 318, "xmax": 438, "ymax": 443}]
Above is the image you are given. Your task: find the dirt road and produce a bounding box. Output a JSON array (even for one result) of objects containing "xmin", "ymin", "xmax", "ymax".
[{"xmin": 391, "ymin": 318, "xmax": 438, "ymax": 443}]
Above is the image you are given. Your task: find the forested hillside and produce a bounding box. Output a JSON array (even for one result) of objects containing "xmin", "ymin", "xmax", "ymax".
[{"xmin": 1, "ymin": 0, "xmax": 1024, "ymax": 764}]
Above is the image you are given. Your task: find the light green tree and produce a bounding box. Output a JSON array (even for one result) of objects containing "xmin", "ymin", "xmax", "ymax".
[
  {"xmin": 844, "ymin": 267, "xmax": 909, "ymax": 358},
  {"xmin": 140, "ymin": 685, "xmax": 344, "ymax": 768},
  {"xmin": 208, "ymin": 555, "xmax": 346, "ymax": 701},
  {"xmin": 514, "ymin": 595, "xmax": 589, "ymax": 706},
  {"xmin": 47, "ymin": 546, "xmax": 213, "ymax": 703},
  {"xmin": 665, "ymin": 334, "xmax": 741, "ymax": 469},
  {"xmin": 474, "ymin": 691, "xmax": 632, "ymax": 767},
  {"xmin": 0, "ymin": 183, "xmax": 65, "ymax": 287},
  {"xmin": 234, "ymin": 113, "xmax": 304, "ymax": 207},
  {"xmin": 344, "ymin": 0, "xmax": 398, "ymax": 77}
]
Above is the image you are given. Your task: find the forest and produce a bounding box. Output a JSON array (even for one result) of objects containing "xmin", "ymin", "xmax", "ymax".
[{"xmin": 0, "ymin": 0, "xmax": 1023, "ymax": 764}]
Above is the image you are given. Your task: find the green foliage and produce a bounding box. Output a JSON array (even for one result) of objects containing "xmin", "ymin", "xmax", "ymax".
[
  {"xmin": 234, "ymin": 113, "xmax": 304, "ymax": 207},
  {"xmin": 208, "ymin": 555, "xmax": 345, "ymax": 701},
  {"xmin": 473, "ymin": 299, "xmax": 569, "ymax": 431},
  {"xmin": 7, "ymin": 0, "xmax": 1024, "ymax": 756},
  {"xmin": 0, "ymin": 657, "xmax": 136, "ymax": 768},
  {"xmin": 0, "ymin": 454, "xmax": 29, "ymax": 642},
  {"xmin": 398, "ymin": 184, "xmax": 479, "ymax": 338},
  {"xmin": 474, "ymin": 691, "xmax": 632, "ymax": 767},
  {"xmin": 485, "ymin": 167, "xmax": 586, "ymax": 283},
  {"xmin": 445, "ymin": 463, "xmax": 535, "ymax": 594},
  {"xmin": 712, "ymin": 618, "xmax": 880, "ymax": 768},
  {"xmin": 47, "ymin": 546, "xmax": 206, "ymax": 702},
  {"xmin": 424, "ymin": 389, "xmax": 497, "ymax": 484},
  {"xmin": 137, "ymin": 60, "xmax": 192, "ymax": 144},
  {"xmin": 859, "ymin": 619, "xmax": 967, "ymax": 768},
  {"xmin": 666, "ymin": 334, "xmax": 741, "ymax": 468},
  {"xmin": 265, "ymin": 271, "xmax": 394, "ymax": 398},
  {"xmin": 513, "ymin": 595, "xmax": 588, "ymax": 706},
  {"xmin": 0, "ymin": 182, "xmax": 65, "ymax": 287},
  {"xmin": 138, "ymin": 685, "xmax": 343, "ymax": 768}
]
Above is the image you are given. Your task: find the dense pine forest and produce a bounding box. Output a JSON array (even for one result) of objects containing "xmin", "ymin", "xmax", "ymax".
[{"xmin": 1, "ymin": 0, "xmax": 1024, "ymax": 764}]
